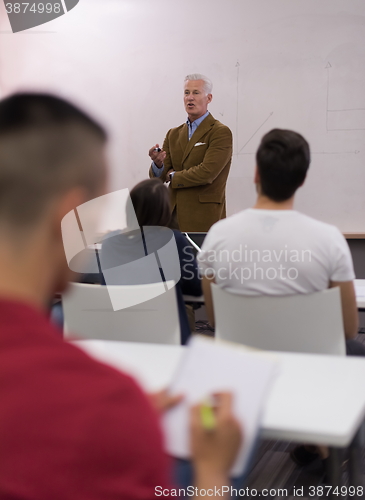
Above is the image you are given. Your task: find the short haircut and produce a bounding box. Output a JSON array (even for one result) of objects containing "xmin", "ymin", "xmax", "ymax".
[
  {"xmin": 184, "ymin": 74, "xmax": 213, "ymax": 94},
  {"xmin": 256, "ymin": 129, "xmax": 310, "ymax": 202},
  {"xmin": 0, "ymin": 92, "xmax": 107, "ymax": 229},
  {"xmin": 130, "ymin": 179, "xmax": 171, "ymax": 227}
]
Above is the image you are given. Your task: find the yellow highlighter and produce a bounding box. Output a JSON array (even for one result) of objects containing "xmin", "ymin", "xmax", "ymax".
[{"xmin": 200, "ymin": 399, "xmax": 216, "ymax": 431}]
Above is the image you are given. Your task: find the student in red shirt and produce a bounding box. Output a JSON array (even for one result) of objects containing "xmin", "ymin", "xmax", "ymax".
[{"xmin": 0, "ymin": 93, "xmax": 241, "ymax": 500}]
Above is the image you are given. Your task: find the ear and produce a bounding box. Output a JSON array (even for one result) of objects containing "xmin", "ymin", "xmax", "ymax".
[
  {"xmin": 47, "ymin": 187, "xmax": 90, "ymax": 294},
  {"xmin": 207, "ymin": 93, "xmax": 213, "ymax": 104},
  {"xmin": 254, "ymin": 166, "xmax": 260, "ymax": 184},
  {"xmin": 52, "ymin": 187, "xmax": 89, "ymax": 241},
  {"xmin": 298, "ymin": 174, "xmax": 307, "ymax": 188}
]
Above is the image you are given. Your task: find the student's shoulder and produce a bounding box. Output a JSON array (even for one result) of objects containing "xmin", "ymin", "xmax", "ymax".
[
  {"xmin": 4, "ymin": 315, "xmax": 154, "ymax": 417},
  {"xmin": 294, "ymin": 212, "xmax": 344, "ymax": 237},
  {"xmin": 293, "ymin": 212, "xmax": 348, "ymax": 252},
  {"xmin": 172, "ymin": 228, "xmax": 189, "ymax": 246},
  {"xmin": 61, "ymin": 338, "xmax": 141, "ymax": 391},
  {"xmin": 13, "ymin": 314, "xmax": 146, "ymax": 406},
  {"xmin": 73, "ymin": 345, "xmax": 155, "ymax": 426},
  {"xmin": 203, "ymin": 211, "xmax": 249, "ymax": 246},
  {"xmin": 42, "ymin": 337, "xmax": 162, "ymax": 441},
  {"xmin": 212, "ymin": 210, "xmax": 250, "ymax": 232}
]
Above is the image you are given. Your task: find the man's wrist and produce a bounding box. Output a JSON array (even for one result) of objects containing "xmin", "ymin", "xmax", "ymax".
[
  {"xmin": 194, "ymin": 467, "xmax": 229, "ymax": 498},
  {"xmin": 194, "ymin": 462, "xmax": 228, "ymax": 479},
  {"xmin": 152, "ymin": 161, "xmax": 164, "ymax": 169}
]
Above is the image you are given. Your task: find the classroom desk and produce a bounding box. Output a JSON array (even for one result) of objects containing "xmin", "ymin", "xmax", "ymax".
[{"xmin": 73, "ymin": 339, "xmax": 365, "ymax": 492}]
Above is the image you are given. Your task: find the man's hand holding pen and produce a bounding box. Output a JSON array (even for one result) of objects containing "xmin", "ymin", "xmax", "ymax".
[{"xmin": 149, "ymin": 144, "xmax": 166, "ymax": 168}]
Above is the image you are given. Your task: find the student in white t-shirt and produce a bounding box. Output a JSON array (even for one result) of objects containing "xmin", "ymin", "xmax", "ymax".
[
  {"xmin": 198, "ymin": 128, "xmax": 359, "ymax": 343},
  {"xmin": 198, "ymin": 128, "xmax": 361, "ymax": 468}
]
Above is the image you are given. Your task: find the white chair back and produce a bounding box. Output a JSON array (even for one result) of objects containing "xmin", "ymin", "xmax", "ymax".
[
  {"xmin": 211, "ymin": 285, "xmax": 346, "ymax": 355},
  {"xmin": 63, "ymin": 281, "xmax": 180, "ymax": 344}
]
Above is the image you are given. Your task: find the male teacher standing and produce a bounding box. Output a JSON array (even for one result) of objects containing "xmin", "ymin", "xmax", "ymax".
[{"xmin": 149, "ymin": 74, "xmax": 232, "ymax": 232}]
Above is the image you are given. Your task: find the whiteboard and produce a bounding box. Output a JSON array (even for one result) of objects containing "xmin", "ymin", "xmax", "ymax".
[{"xmin": 0, "ymin": 0, "xmax": 364, "ymax": 231}]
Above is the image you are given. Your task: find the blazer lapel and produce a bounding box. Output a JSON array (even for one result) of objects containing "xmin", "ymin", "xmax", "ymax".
[
  {"xmin": 179, "ymin": 123, "xmax": 189, "ymax": 153},
  {"xmin": 181, "ymin": 114, "xmax": 215, "ymax": 164}
]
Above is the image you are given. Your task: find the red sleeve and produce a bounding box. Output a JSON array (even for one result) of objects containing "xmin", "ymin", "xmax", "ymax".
[
  {"xmin": 72, "ymin": 372, "xmax": 172, "ymax": 499},
  {"xmin": 0, "ymin": 333, "xmax": 172, "ymax": 500}
]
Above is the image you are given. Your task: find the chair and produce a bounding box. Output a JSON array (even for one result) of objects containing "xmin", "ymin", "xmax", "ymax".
[
  {"xmin": 211, "ymin": 284, "xmax": 346, "ymax": 355},
  {"xmin": 62, "ymin": 281, "xmax": 180, "ymax": 344}
]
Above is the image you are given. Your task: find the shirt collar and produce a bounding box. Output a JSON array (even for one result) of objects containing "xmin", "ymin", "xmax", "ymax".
[{"xmin": 186, "ymin": 110, "xmax": 210, "ymax": 127}]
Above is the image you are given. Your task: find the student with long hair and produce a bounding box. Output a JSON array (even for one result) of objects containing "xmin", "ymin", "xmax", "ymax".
[{"xmin": 100, "ymin": 178, "xmax": 202, "ymax": 344}]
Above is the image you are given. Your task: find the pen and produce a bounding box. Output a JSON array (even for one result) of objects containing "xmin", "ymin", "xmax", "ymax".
[{"xmin": 200, "ymin": 399, "xmax": 216, "ymax": 431}]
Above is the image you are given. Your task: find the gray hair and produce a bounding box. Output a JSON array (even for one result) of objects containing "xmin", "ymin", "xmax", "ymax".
[{"xmin": 184, "ymin": 74, "xmax": 213, "ymax": 95}]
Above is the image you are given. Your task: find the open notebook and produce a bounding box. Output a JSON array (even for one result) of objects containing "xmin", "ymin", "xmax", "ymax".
[{"xmin": 163, "ymin": 336, "xmax": 279, "ymax": 477}]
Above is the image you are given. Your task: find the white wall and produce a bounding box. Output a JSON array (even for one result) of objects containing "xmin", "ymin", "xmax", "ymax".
[{"xmin": 0, "ymin": 0, "xmax": 364, "ymax": 230}]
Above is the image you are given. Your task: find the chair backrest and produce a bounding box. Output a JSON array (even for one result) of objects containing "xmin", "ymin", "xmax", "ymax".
[
  {"xmin": 211, "ymin": 284, "xmax": 346, "ymax": 355},
  {"xmin": 63, "ymin": 281, "xmax": 180, "ymax": 344}
]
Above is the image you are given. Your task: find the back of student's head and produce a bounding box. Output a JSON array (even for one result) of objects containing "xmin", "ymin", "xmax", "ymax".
[
  {"xmin": 129, "ymin": 179, "xmax": 171, "ymax": 227},
  {"xmin": 256, "ymin": 129, "xmax": 310, "ymax": 201},
  {"xmin": 0, "ymin": 92, "xmax": 107, "ymax": 233}
]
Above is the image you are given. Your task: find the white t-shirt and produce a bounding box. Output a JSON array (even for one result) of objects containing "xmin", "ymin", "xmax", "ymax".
[{"xmin": 197, "ymin": 209, "xmax": 355, "ymax": 295}]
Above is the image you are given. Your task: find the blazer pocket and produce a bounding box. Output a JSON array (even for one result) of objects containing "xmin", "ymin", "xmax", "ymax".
[
  {"xmin": 189, "ymin": 143, "xmax": 208, "ymax": 154},
  {"xmin": 199, "ymin": 193, "xmax": 224, "ymax": 204}
]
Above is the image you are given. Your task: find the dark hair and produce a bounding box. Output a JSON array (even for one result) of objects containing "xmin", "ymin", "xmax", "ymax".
[
  {"xmin": 0, "ymin": 92, "xmax": 107, "ymax": 228},
  {"xmin": 130, "ymin": 179, "xmax": 171, "ymax": 227},
  {"xmin": 256, "ymin": 129, "xmax": 310, "ymax": 202},
  {"xmin": 0, "ymin": 93, "xmax": 107, "ymax": 139}
]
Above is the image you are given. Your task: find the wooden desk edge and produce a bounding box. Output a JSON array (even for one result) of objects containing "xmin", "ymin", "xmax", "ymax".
[{"xmin": 344, "ymin": 233, "xmax": 365, "ymax": 239}]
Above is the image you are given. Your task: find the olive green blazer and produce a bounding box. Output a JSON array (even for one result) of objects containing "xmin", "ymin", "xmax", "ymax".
[{"xmin": 149, "ymin": 113, "xmax": 232, "ymax": 232}]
